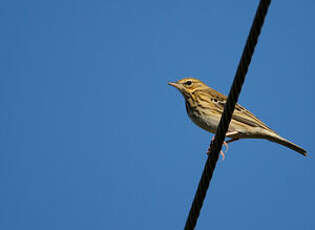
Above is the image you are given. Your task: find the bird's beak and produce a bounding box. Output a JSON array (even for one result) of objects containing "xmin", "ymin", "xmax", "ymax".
[{"xmin": 168, "ymin": 82, "xmax": 181, "ymax": 89}]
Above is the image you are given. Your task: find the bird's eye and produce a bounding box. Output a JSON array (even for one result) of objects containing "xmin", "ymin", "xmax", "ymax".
[{"xmin": 185, "ymin": 81, "xmax": 192, "ymax": 86}]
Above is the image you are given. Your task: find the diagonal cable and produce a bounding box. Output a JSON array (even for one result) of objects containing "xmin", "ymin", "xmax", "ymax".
[{"xmin": 184, "ymin": 0, "xmax": 272, "ymax": 229}]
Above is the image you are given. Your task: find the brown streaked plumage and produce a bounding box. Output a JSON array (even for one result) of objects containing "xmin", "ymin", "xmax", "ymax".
[{"xmin": 168, "ymin": 77, "xmax": 307, "ymax": 156}]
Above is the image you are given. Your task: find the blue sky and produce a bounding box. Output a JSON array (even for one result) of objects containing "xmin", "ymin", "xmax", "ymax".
[{"xmin": 1, "ymin": 1, "xmax": 314, "ymax": 229}]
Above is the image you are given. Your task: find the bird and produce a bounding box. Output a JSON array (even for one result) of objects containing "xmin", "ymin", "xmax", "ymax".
[{"xmin": 168, "ymin": 77, "xmax": 307, "ymax": 157}]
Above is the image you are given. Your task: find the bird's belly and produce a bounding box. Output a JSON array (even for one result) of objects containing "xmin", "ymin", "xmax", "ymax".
[{"xmin": 187, "ymin": 108, "xmax": 219, "ymax": 134}]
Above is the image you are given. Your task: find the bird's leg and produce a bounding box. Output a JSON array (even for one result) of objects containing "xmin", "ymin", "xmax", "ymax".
[
  {"xmin": 207, "ymin": 136, "xmax": 227, "ymax": 160},
  {"xmin": 207, "ymin": 132, "xmax": 240, "ymax": 160},
  {"xmin": 223, "ymin": 141, "xmax": 229, "ymax": 152}
]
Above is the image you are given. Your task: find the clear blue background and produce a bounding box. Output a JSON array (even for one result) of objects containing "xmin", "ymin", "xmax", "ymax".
[{"xmin": 1, "ymin": 1, "xmax": 314, "ymax": 229}]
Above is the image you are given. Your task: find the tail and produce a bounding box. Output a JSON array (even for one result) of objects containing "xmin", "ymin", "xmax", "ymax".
[{"xmin": 266, "ymin": 132, "xmax": 307, "ymax": 156}]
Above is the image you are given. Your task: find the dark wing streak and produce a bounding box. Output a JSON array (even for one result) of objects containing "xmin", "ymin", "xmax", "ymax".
[
  {"xmin": 233, "ymin": 103, "xmax": 274, "ymax": 131},
  {"xmin": 197, "ymin": 87, "xmax": 274, "ymax": 132},
  {"xmin": 216, "ymin": 100, "xmax": 274, "ymax": 132}
]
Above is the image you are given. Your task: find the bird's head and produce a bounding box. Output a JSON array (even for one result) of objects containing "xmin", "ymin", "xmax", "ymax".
[{"xmin": 168, "ymin": 78, "xmax": 207, "ymax": 99}]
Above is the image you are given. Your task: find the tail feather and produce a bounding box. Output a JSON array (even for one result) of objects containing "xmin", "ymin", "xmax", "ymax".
[{"xmin": 266, "ymin": 133, "xmax": 307, "ymax": 156}]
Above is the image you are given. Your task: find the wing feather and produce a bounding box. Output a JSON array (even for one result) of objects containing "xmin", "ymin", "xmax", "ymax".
[{"xmin": 201, "ymin": 88, "xmax": 274, "ymax": 132}]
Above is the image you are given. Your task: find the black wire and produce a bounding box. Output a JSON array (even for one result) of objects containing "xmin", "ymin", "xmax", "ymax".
[{"xmin": 184, "ymin": 0, "xmax": 272, "ymax": 229}]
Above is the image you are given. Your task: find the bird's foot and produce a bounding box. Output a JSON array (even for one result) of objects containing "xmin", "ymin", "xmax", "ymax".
[{"xmin": 206, "ymin": 136, "xmax": 229, "ymax": 161}]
